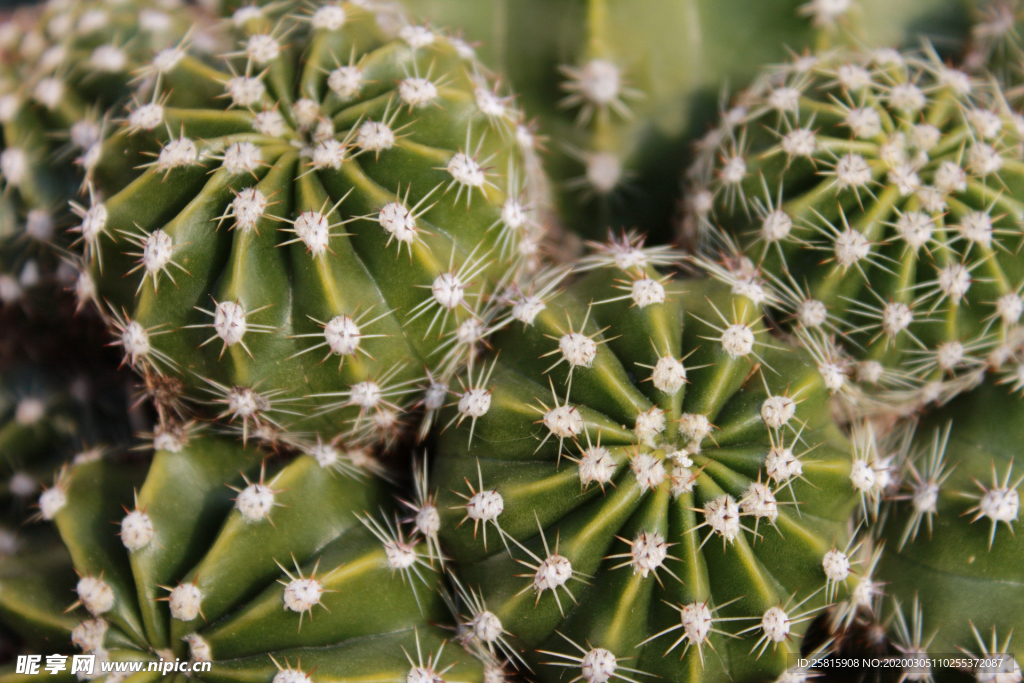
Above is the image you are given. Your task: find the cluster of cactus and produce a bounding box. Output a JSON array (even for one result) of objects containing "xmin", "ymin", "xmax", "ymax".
[{"xmin": 1, "ymin": 0, "xmax": 1024, "ymax": 683}]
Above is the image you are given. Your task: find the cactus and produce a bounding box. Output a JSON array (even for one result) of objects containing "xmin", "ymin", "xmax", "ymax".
[
  {"xmin": 0, "ymin": 368, "xmax": 103, "ymax": 654},
  {"xmin": 876, "ymin": 378, "xmax": 1023, "ymax": 679},
  {"xmin": 0, "ymin": 307, "xmax": 134, "ymax": 530},
  {"xmin": 0, "ymin": 325, "xmax": 133, "ymax": 652},
  {"xmin": 0, "ymin": 0, "xmax": 196, "ymax": 309},
  {"xmin": 428, "ymin": 242, "xmax": 860, "ymax": 683},
  {"xmin": 688, "ymin": 47, "xmax": 1024, "ymax": 413},
  {"xmin": 402, "ymin": 0, "xmax": 973, "ymax": 246},
  {"xmin": 0, "ymin": 527, "xmax": 79, "ymax": 656},
  {"xmin": 81, "ymin": 0, "xmax": 548, "ymax": 449},
  {"xmin": 14, "ymin": 431, "xmax": 490, "ymax": 681},
  {"xmin": 0, "ymin": 365, "xmax": 79, "ymax": 527},
  {"xmin": 395, "ymin": 0, "xmax": 818, "ymax": 245},
  {"xmin": 964, "ymin": 0, "xmax": 1024, "ymax": 94}
]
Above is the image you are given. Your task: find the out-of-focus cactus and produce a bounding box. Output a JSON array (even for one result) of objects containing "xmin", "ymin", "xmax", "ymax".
[
  {"xmin": 877, "ymin": 378, "xmax": 1023, "ymax": 680},
  {"xmin": 965, "ymin": 0, "xmax": 1024, "ymax": 94},
  {"xmin": 0, "ymin": 0, "xmax": 195, "ymax": 309}
]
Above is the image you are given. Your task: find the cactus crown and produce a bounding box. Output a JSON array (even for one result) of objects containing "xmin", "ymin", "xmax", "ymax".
[
  {"xmin": 689, "ymin": 47, "xmax": 1024, "ymax": 413},
  {"xmin": 78, "ymin": 0, "xmax": 547, "ymax": 449},
  {"xmin": 429, "ymin": 239, "xmax": 860, "ymax": 683}
]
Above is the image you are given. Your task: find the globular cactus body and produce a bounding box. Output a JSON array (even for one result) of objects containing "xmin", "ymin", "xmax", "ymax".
[
  {"xmin": 23, "ymin": 433, "xmax": 486, "ymax": 681},
  {"xmin": 430, "ymin": 246, "xmax": 860, "ymax": 683},
  {"xmin": 85, "ymin": 1, "xmax": 546, "ymax": 448},
  {"xmin": 690, "ymin": 48, "xmax": 1024, "ymax": 412},
  {"xmin": 878, "ymin": 378, "xmax": 1024, "ymax": 678}
]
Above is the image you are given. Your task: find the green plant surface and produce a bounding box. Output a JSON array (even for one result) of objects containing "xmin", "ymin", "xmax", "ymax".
[
  {"xmin": 0, "ymin": 526, "xmax": 78, "ymax": 654},
  {"xmin": 878, "ymin": 378, "xmax": 1024, "ymax": 679},
  {"xmin": 82, "ymin": 1, "xmax": 548, "ymax": 448},
  {"xmin": 17, "ymin": 432, "xmax": 489, "ymax": 682},
  {"xmin": 689, "ymin": 47, "xmax": 1024, "ymax": 416},
  {"xmin": 429, "ymin": 242, "xmax": 861, "ymax": 683}
]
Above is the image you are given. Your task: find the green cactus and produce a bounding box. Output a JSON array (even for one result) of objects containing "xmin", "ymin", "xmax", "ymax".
[
  {"xmin": 80, "ymin": 0, "xmax": 548, "ymax": 449},
  {"xmin": 0, "ymin": 0, "xmax": 196, "ymax": 309},
  {"xmin": 0, "ymin": 366, "xmax": 78, "ymax": 525},
  {"xmin": 399, "ymin": 0, "xmax": 972, "ymax": 245},
  {"xmin": 688, "ymin": 47, "xmax": 1024, "ymax": 415},
  {"xmin": 0, "ymin": 369, "xmax": 134, "ymax": 526},
  {"xmin": 876, "ymin": 378, "xmax": 1023, "ymax": 680},
  {"xmin": 15, "ymin": 430, "xmax": 491, "ymax": 681},
  {"xmin": 0, "ymin": 527, "xmax": 78, "ymax": 656},
  {"xmin": 428, "ymin": 241, "xmax": 861, "ymax": 683},
  {"xmin": 0, "ymin": 341, "xmax": 132, "ymax": 652}
]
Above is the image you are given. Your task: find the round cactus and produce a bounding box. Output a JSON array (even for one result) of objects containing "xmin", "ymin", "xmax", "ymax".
[
  {"xmin": 688, "ymin": 47, "xmax": 1024, "ymax": 413},
  {"xmin": 0, "ymin": 0, "xmax": 196, "ymax": 309},
  {"xmin": 428, "ymin": 242, "xmax": 860, "ymax": 683},
  {"xmin": 877, "ymin": 378, "xmax": 1023, "ymax": 679},
  {"xmin": 81, "ymin": 0, "xmax": 548, "ymax": 450},
  {"xmin": 21, "ymin": 430, "xmax": 490, "ymax": 681}
]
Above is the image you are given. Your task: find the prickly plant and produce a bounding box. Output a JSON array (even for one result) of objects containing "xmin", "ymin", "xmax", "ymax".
[
  {"xmin": 0, "ymin": 0, "xmax": 196, "ymax": 309},
  {"xmin": 688, "ymin": 47, "xmax": 1024, "ymax": 414},
  {"xmin": 875, "ymin": 377, "xmax": 1023, "ymax": 679},
  {"xmin": 964, "ymin": 0, "xmax": 1024, "ymax": 94},
  {"xmin": 0, "ymin": 336, "xmax": 134, "ymax": 652},
  {"xmin": 0, "ymin": 366, "xmax": 78, "ymax": 526},
  {"xmin": 0, "ymin": 302, "xmax": 135, "ymax": 531},
  {"xmin": 403, "ymin": 0, "xmax": 975, "ymax": 246},
  {"xmin": 81, "ymin": 0, "xmax": 548, "ymax": 451},
  {"xmin": 0, "ymin": 524, "xmax": 78, "ymax": 657},
  {"xmin": 16, "ymin": 430, "xmax": 491, "ymax": 681},
  {"xmin": 427, "ymin": 240, "xmax": 861, "ymax": 683}
]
